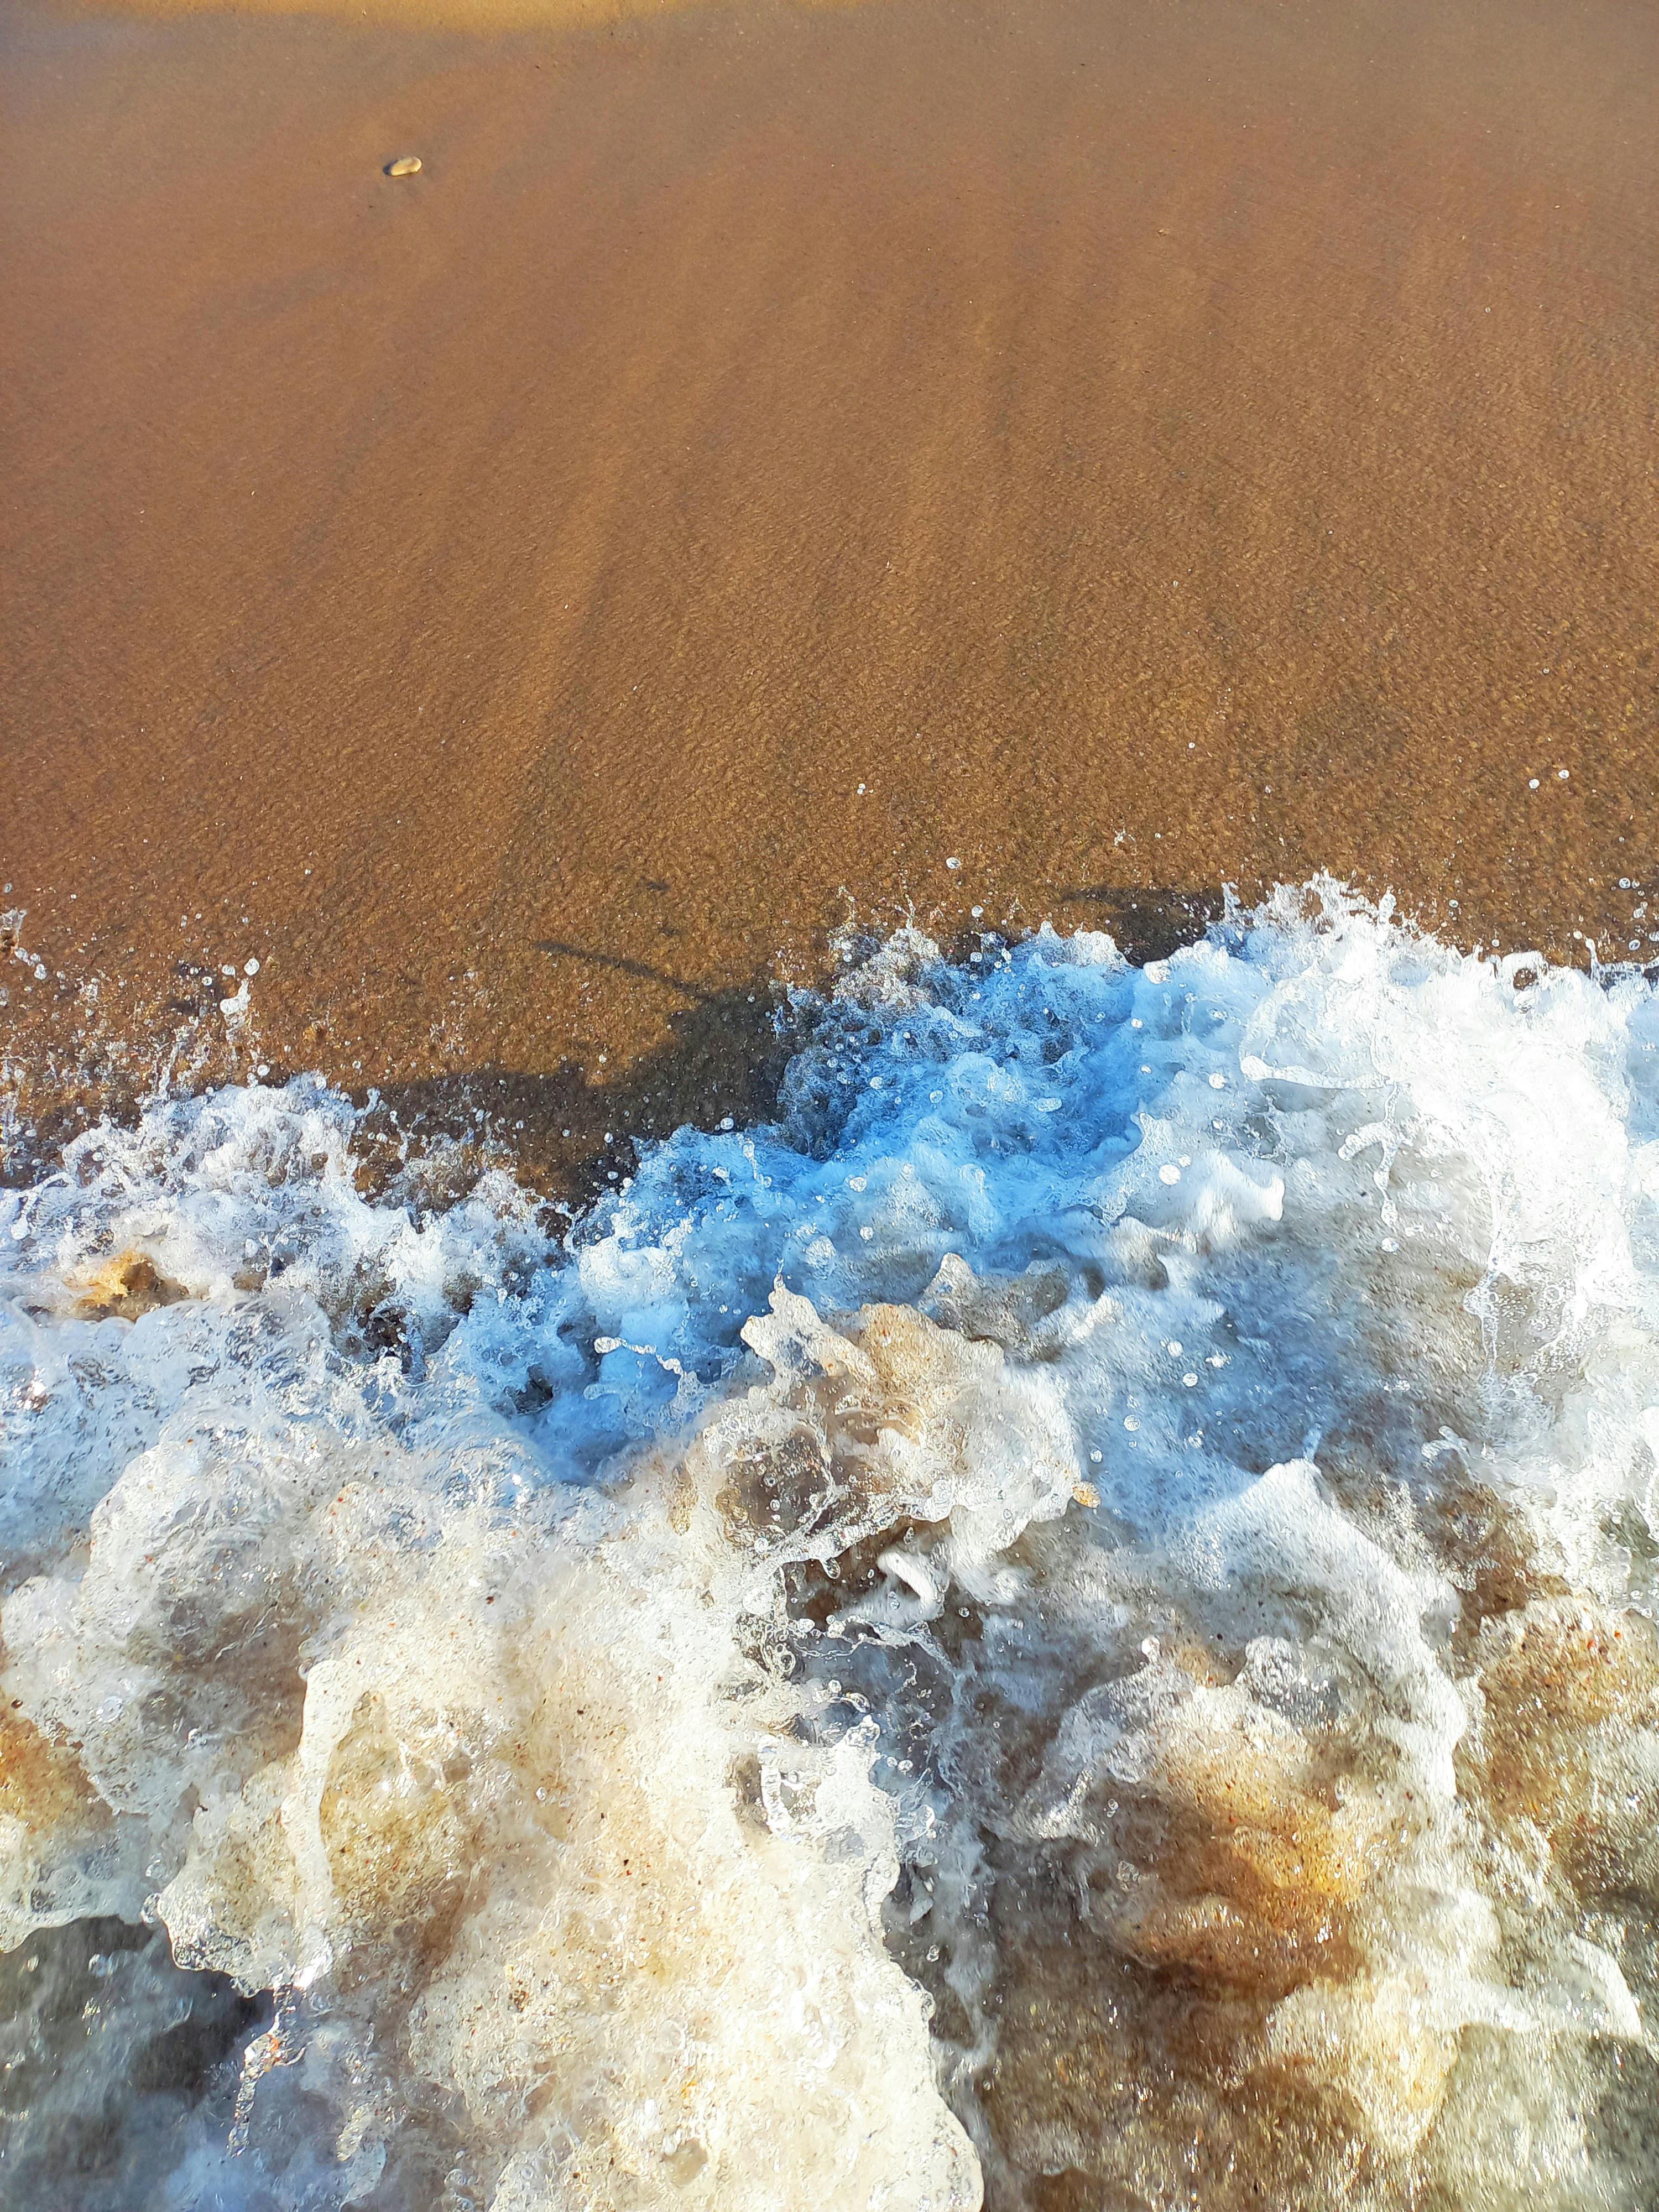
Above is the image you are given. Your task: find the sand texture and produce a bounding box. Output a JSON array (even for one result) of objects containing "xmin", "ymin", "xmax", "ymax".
[{"xmin": 4, "ymin": 0, "xmax": 1657, "ymax": 1182}]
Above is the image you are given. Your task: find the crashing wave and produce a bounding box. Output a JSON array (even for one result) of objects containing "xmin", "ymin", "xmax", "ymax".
[{"xmin": 3, "ymin": 880, "xmax": 1658, "ymax": 2208}]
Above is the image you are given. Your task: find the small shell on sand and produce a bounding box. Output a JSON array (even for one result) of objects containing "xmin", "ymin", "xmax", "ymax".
[{"xmin": 385, "ymin": 156, "xmax": 422, "ymax": 178}]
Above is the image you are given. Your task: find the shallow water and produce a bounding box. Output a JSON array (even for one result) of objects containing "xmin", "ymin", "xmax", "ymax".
[{"xmin": 4, "ymin": 881, "xmax": 1659, "ymax": 2208}]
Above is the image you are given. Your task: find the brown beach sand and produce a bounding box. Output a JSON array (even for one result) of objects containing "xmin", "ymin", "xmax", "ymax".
[{"xmin": 3, "ymin": 0, "xmax": 1656, "ymax": 1184}]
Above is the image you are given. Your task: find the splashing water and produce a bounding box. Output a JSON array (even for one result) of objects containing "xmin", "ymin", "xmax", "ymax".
[{"xmin": 4, "ymin": 880, "xmax": 1659, "ymax": 2209}]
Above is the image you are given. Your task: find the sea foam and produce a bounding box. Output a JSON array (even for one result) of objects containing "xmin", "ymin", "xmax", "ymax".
[{"xmin": 3, "ymin": 880, "xmax": 1658, "ymax": 2208}]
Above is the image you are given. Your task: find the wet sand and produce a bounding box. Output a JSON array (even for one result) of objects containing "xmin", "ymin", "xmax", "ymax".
[{"xmin": 3, "ymin": 0, "xmax": 1657, "ymax": 1183}]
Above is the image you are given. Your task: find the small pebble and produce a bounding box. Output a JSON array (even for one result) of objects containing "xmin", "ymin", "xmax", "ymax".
[{"xmin": 385, "ymin": 156, "xmax": 422, "ymax": 178}]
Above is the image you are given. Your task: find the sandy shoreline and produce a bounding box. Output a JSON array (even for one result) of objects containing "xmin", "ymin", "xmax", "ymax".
[{"xmin": 4, "ymin": 0, "xmax": 1657, "ymax": 1185}]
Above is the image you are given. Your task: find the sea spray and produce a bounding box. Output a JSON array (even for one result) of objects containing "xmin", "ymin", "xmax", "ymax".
[{"xmin": 3, "ymin": 880, "xmax": 1658, "ymax": 2208}]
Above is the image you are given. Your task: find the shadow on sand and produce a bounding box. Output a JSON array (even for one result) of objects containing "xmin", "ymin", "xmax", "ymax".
[
  {"xmin": 5, "ymin": 890, "xmax": 1224, "ymax": 1210},
  {"xmin": 355, "ymin": 888, "xmax": 1226, "ymax": 1209}
]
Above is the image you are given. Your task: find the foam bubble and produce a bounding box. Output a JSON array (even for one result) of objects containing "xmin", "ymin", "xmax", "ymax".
[{"xmin": 4, "ymin": 880, "xmax": 1659, "ymax": 2206}]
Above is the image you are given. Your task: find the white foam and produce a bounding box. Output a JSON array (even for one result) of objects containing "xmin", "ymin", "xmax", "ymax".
[{"xmin": 4, "ymin": 879, "xmax": 1659, "ymax": 2206}]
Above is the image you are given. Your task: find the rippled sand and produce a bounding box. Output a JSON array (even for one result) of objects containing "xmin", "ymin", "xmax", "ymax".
[{"xmin": 4, "ymin": 0, "xmax": 1657, "ymax": 1179}]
